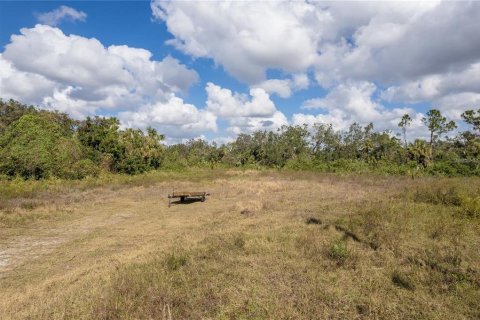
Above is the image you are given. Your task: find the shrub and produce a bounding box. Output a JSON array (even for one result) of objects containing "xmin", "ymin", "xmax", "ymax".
[
  {"xmin": 411, "ymin": 181, "xmax": 480, "ymax": 218},
  {"xmin": 233, "ymin": 235, "xmax": 246, "ymax": 249},
  {"xmin": 0, "ymin": 114, "xmax": 79, "ymax": 179},
  {"xmin": 72, "ymin": 159, "xmax": 101, "ymax": 179},
  {"xmin": 328, "ymin": 240, "xmax": 349, "ymax": 264},
  {"xmin": 164, "ymin": 251, "xmax": 189, "ymax": 271},
  {"xmin": 413, "ymin": 185, "xmax": 462, "ymax": 206},
  {"xmin": 460, "ymin": 195, "xmax": 480, "ymax": 218},
  {"xmin": 284, "ymin": 154, "xmax": 315, "ymax": 170}
]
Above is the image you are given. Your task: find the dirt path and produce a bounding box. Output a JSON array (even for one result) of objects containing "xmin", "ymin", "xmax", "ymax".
[{"xmin": 0, "ymin": 209, "xmax": 135, "ymax": 274}]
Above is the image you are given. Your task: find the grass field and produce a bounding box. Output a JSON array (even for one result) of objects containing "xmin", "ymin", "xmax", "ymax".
[{"xmin": 0, "ymin": 170, "xmax": 479, "ymax": 319}]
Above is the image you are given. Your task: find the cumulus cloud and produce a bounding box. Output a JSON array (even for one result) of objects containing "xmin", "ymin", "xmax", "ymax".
[
  {"xmin": 227, "ymin": 111, "xmax": 289, "ymax": 135},
  {"xmin": 253, "ymin": 79, "xmax": 292, "ymax": 99},
  {"xmin": 152, "ymin": 1, "xmax": 321, "ymax": 84},
  {"xmin": 206, "ymin": 82, "xmax": 277, "ymax": 118},
  {"xmin": 294, "ymin": 81, "xmax": 427, "ymax": 138},
  {"xmin": 253, "ymin": 74, "xmax": 309, "ymax": 98},
  {"xmin": 302, "ymin": 82, "xmax": 381, "ymax": 123},
  {"xmin": 211, "ymin": 136, "xmax": 236, "ymax": 145},
  {"xmin": 0, "ymin": 25, "xmax": 205, "ymax": 138},
  {"xmin": 381, "ymin": 62, "xmax": 480, "ymax": 120},
  {"xmin": 313, "ymin": 1, "xmax": 480, "ymax": 86},
  {"xmin": 205, "ymin": 82, "xmax": 288, "ymax": 134},
  {"xmin": 118, "ymin": 95, "xmax": 217, "ymax": 139},
  {"xmin": 153, "ymin": 0, "xmax": 480, "ymax": 137},
  {"xmin": 3, "ymin": 1, "xmax": 480, "ymax": 141},
  {"xmin": 152, "ymin": 0, "xmax": 477, "ymax": 87},
  {"xmin": 0, "ymin": 54, "xmax": 57, "ymax": 104},
  {"xmin": 36, "ymin": 6, "xmax": 87, "ymax": 26},
  {"xmin": 292, "ymin": 110, "xmax": 428, "ymax": 141}
]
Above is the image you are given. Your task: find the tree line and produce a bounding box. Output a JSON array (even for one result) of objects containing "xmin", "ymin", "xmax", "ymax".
[{"xmin": 0, "ymin": 98, "xmax": 479, "ymax": 179}]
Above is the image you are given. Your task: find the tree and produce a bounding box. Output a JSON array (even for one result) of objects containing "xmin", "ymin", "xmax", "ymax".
[
  {"xmin": 461, "ymin": 109, "xmax": 480, "ymax": 135},
  {"xmin": 369, "ymin": 131, "xmax": 402, "ymax": 163},
  {"xmin": 0, "ymin": 114, "xmax": 83, "ymax": 179},
  {"xmin": 276, "ymin": 125, "xmax": 310, "ymax": 166},
  {"xmin": 77, "ymin": 116, "xmax": 123, "ymax": 170},
  {"xmin": 117, "ymin": 129, "xmax": 154, "ymax": 174},
  {"xmin": 0, "ymin": 99, "xmax": 36, "ymax": 134},
  {"xmin": 228, "ymin": 133, "xmax": 255, "ymax": 166},
  {"xmin": 341, "ymin": 122, "xmax": 374, "ymax": 160},
  {"xmin": 422, "ymin": 109, "xmax": 457, "ymax": 151},
  {"xmin": 343, "ymin": 122, "xmax": 364, "ymax": 159},
  {"xmin": 408, "ymin": 139, "xmax": 431, "ymax": 168},
  {"xmin": 312, "ymin": 123, "xmax": 341, "ymax": 160},
  {"xmin": 398, "ymin": 113, "xmax": 412, "ymax": 147}
]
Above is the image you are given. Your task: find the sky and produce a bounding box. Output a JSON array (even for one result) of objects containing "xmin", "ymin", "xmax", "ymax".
[{"xmin": 1, "ymin": 1, "xmax": 479, "ymax": 143}]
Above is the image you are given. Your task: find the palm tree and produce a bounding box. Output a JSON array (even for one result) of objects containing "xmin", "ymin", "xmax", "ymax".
[{"xmin": 398, "ymin": 113, "xmax": 412, "ymax": 148}]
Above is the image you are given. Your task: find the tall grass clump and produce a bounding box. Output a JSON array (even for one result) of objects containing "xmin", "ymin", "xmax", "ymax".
[
  {"xmin": 411, "ymin": 179, "xmax": 480, "ymax": 218},
  {"xmin": 327, "ymin": 240, "xmax": 349, "ymax": 265}
]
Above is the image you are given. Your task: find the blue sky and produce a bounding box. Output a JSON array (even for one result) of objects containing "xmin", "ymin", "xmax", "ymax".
[{"xmin": 1, "ymin": 1, "xmax": 479, "ymax": 142}]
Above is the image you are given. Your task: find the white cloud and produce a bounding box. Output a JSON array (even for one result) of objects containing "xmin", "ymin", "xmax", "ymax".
[
  {"xmin": 311, "ymin": 1, "xmax": 480, "ymax": 87},
  {"xmin": 152, "ymin": 0, "xmax": 480, "ymax": 138},
  {"xmin": 206, "ymin": 82, "xmax": 276, "ymax": 118},
  {"xmin": 36, "ymin": 6, "xmax": 87, "ymax": 26},
  {"xmin": 204, "ymin": 82, "xmax": 288, "ymax": 134},
  {"xmin": 292, "ymin": 74, "xmax": 310, "ymax": 91},
  {"xmin": 294, "ymin": 81, "xmax": 427, "ymax": 138},
  {"xmin": 302, "ymin": 82, "xmax": 381, "ymax": 123},
  {"xmin": 119, "ymin": 95, "xmax": 217, "ymax": 139},
  {"xmin": 2, "ymin": 26, "xmax": 197, "ymax": 102},
  {"xmin": 292, "ymin": 111, "xmax": 353, "ymax": 133},
  {"xmin": 155, "ymin": 56, "xmax": 199, "ymax": 93},
  {"xmin": 381, "ymin": 62, "xmax": 480, "ymax": 120},
  {"xmin": 228, "ymin": 111, "xmax": 289, "ymax": 135},
  {"xmin": 152, "ymin": 1, "xmax": 321, "ymax": 84},
  {"xmin": 253, "ymin": 79, "xmax": 292, "ymax": 99},
  {"xmin": 435, "ymin": 93, "xmax": 480, "ymax": 120},
  {"xmin": 4, "ymin": 26, "xmax": 130, "ymax": 90},
  {"xmin": 253, "ymin": 74, "xmax": 309, "ymax": 98},
  {"xmin": 0, "ymin": 54, "xmax": 56, "ymax": 104},
  {"xmin": 211, "ymin": 136, "xmax": 235, "ymax": 145},
  {"xmin": 153, "ymin": 0, "xmax": 474, "ymax": 87},
  {"xmin": 3, "ymin": 2, "xmax": 479, "ymax": 141},
  {"xmin": 154, "ymin": 2, "xmax": 480, "ymax": 93},
  {"xmin": 0, "ymin": 25, "xmax": 205, "ymax": 138},
  {"xmin": 292, "ymin": 110, "xmax": 427, "ymax": 141}
]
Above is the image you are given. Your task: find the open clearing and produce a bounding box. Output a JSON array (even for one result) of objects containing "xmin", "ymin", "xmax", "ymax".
[{"xmin": 0, "ymin": 170, "xmax": 479, "ymax": 319}]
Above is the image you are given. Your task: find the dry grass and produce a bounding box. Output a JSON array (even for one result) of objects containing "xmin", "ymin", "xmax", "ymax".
[{"xmin": 0, "ymin": 170, "xmax": 479, "ymax": 319}]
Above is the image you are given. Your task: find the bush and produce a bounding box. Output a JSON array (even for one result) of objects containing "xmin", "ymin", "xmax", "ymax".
[
  {"xmin": 164, "ymin": 251, "xmax": 189, "ymax": 271},
  {"xmin": 411, "ymin": 181, "xmax": 480, "ymax": 218},
  {"xmin": 284, "ymin": 154, "xmax": 315, "ymax": 170},
  {"xmin": 427, "ymin": 160, "xmax": 472, "ymax": 176},
  {"xmin": 0, "ymin": 114, "xmax": 79, "ymax": 179},
  {"xmin": 460, "ymin": 195, "xmax": 480, "ymax": 218},
  {"xmin": 413, "ymin": 185, "xmax": 462, "ymax": 206},
  {"xmin": 233, "ymin": 235, "xmax": 246, "ymax": 249},
  {"xmin": 71, "ymin": 159, "xmax": 101, "ymax": 179},
  {"xmin": 328, "ymin": 240, "xmax": 349, "ymax": 264}
]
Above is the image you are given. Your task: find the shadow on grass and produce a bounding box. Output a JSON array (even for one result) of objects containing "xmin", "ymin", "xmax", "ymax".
[{"xmin": 169, "ymin": 198, "xmax": 205, "ymax": 206}]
